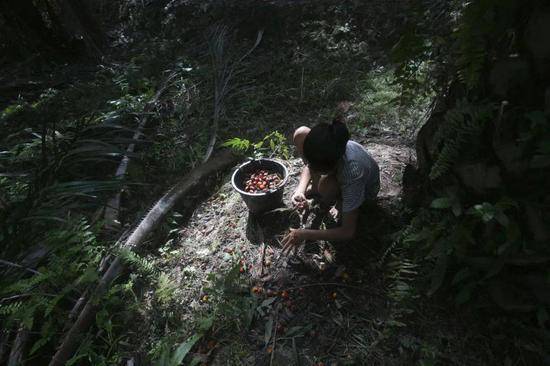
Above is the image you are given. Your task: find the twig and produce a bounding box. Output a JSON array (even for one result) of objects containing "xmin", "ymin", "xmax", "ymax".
[
  {"xmin": 325, "ymin": 327, "xmax": 342, "ymax": 355},
  {"xmin": 67, "ymin": 290, "xmax": 88, "ymax": 323},
  {"xmin": 300, "ymin": 67, "xmax": 304, "ymax": 102},
  {"xmin": 104, "ymin": 72, "xmax": 177, "ymax": 230},
  {"xmin": 236, "ymin": 30, "xmax": 264, "ymax": 64},
  {"xmin": 203, "ymin": 25, "xmax": 228, "ymax": 163},
  {"xmin": 257, "ymin": 221, "xmax": 266, "ymax": 276},
  {"xmin": 260, "ymin": 243, "xmax": 267, "ymax": 277},
  {"xmin": 0, "ymin": 294, "xmax": 31, "ymax": 303},
  {"xmin": 269, "ymin": 312, "xmax": 279, "ymax": 366},
  {"xmin": 0, "ymin": 259, "xmax": 41, "ymax": 275},
  {"xmin": 292, "ymin": 337, "xmax": 300, "ymax": 366}
]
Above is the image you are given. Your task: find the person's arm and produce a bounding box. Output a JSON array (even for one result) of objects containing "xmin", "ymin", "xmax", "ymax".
[
  {"xmin": 300, "ymin": 209, "xmax": 359, "ymax": 241},
  {"xmin": 291, "ymin": 166, "xmax": 312, "ymax": 206},
  {"xmin": 296, "ymin": 166, "xmax": 311, "ymax": 195},
  {"xmin": 282, "ymin": 209, "xmax": 359, "ymax": 254}
]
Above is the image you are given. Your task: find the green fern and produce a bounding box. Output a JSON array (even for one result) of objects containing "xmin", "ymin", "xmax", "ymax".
[
  {"xmin": 222, "ymin": 131, "xmax": 289, "ymax": 160},
  {"xmin": 429, "ymin": 101, "xmax": 493, "ymax": 179},
  {"xmin": 222, "ymin": 137, "xmax": 251, "ymax": 153},
  {"xmin": 454, "ymin": 0, "xmax": 499, "ymax": 90},
  {"xmin": 0, "ymin": 301, "xmax": 23, "ymax": 316},
  {"xmin": 118, "ymin": 248, "xmax": 158, "ymax": 276},
  {"xmin": 2, "ymin": 272, "xmax": 53, "ymax": 295}
]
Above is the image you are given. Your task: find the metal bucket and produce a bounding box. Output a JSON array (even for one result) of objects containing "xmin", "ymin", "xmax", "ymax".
[{"xmin": 231, "ymin": 158, "xmax": 289, "ymax": 214}]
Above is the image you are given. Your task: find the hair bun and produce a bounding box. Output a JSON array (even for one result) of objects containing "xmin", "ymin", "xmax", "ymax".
[{"xmin": 330, "ymin": 117, "xmax": 350, "ymax": 153}]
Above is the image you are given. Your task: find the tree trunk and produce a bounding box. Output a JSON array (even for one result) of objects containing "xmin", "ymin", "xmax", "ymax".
[{"xmin": 7, "ymin": 326, "xmax": 29, "ymax": 366}]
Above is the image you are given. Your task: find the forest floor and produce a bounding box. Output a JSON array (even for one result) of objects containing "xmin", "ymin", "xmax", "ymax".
[
  {"xmin": 177, "ymin": 135, "xmax": 410, "ymax": 364},
  {"xmin": 132, "ymin": 128, "xmax": 489, "ymax": 365},
  {"xmin": 148, "ymin": 132, "xmax": 412, "ymax": 365}
]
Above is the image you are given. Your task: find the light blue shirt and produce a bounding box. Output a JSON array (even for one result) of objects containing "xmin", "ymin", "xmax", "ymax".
[{"xmin": 337, "ymin": 141, "xmax": 380, "ymax": 212}]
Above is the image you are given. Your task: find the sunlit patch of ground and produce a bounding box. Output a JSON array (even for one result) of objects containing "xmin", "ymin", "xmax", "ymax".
[{"xmin": 142, "ymin": 133, "xmax": 416, "ymax": 365}]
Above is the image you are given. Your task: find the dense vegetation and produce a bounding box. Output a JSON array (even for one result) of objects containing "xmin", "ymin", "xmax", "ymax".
[
  {"xmin": 1, "ymin": 0, "xmax": 548, "ymax": 365},
  {"xmin": 396, "ymin": 0, "xmax": 550, "ymax": 354}
]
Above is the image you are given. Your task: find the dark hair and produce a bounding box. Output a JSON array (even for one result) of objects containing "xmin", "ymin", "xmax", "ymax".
[{"xmin": 303, "ymin": 117, "xmax": 349, "ymax": 172}]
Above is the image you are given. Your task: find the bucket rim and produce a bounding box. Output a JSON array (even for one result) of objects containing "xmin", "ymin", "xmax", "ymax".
[{"xmin": 231, "ymin": 158, "xmax": 289, "ymax": 196}]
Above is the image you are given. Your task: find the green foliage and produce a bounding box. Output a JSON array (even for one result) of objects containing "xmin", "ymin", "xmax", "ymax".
[
  {"xmin": 0, "ymin": 219, "xmax": 105, "ymax": 355},
  {"xmin": 151, "ymin": 260, "xmax": 255, "ymax": 365},
  {"xmin": 0, "ymin": 59, "xmax": 180, "ymax": 364},
  {"xmin": 429, "ymin": 100, "xmax": 494, "ymax": 180},
  {"xmin": 391, "ymin": 1, "xmax": 550, "ymax": 362},
  {"xmin": 155, "ymin": 273, "xmax": 179, "ymax": 305},
  {"xmin": 223, "ymin": 131, "xmax": 290, "ymax": 160},
  {"xmin": 143, "ymin": 69, "xmax": 202, "ymax": 174},
  {"xmin": 391, "ymin": 0, "xmax": 521, "ymax": 94},
  {"xmin": 397, "ymin": 191, "xmax": 549, "ymax": 362},
  {"xmin": 222, "ymin": 137, "xmax": 251, "ymax": 153},
  {"xmin": 405, "ymin": 195, "xmax": 550, "ymax": 317},
  {"xmin": 354, "ymin": 67, "xmax": 433, "ymax": 140},
  {"xmin": 118, "ymin": 248, "xmax": 158, "ymax": 277},
  {"xmin": 0, "ymin": 301, "xmax": 23, "ymax": 316},
  {"xmin": 155, "ymin": 334, "xmax": 202, "ymax": 366},
  {"xmin": 202, "ymin": 261, "xmax": 257, "ymax": 332}
]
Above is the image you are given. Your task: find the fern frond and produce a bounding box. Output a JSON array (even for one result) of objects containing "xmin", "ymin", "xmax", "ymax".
[
  {"xmin": 0, "ymin": 301, "xmax": 23, "ymax": 316},
  {"xmin": 429, "ymin": 101, "xmax": 494, "ymax": 179},
  {"xmin": 2, "ymin": 272, "xmax": 52, "ymax": 295},
  {"xmin": 118, "ymin": 248, "xmax": 158, "ymax": 276}
]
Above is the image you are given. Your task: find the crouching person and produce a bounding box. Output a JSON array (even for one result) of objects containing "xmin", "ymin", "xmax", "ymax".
[{"xmin": 282, "ymin": 118, "xmax": 380, "ymax": 254}]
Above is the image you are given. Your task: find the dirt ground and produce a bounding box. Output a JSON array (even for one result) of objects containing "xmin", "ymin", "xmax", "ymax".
[{"xmin": 154, "ymin": 133, "xmax": 416, "ymax": 365}]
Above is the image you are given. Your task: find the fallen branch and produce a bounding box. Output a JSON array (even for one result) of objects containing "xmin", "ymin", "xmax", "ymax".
[
  {"xmin": 49, "ymin": 149, "xmax": 239, "ymax": 366},
  {"xmin": 67, "ymin": 290, "xmax": 88, "ymax": 323},
  {"xmin": 63, "ymin": 74, "xmax": 178, "ymax": 332},
  {"xmin": 104, "ymin": 72, "xmax": 177, "ymax": 230},
  {"xmin": 7, "ymin": 326, "xmax": 29, "ymax": 366},
  {"xmin": 0, "ymin": 259, "xmax": 41, "ymax": 275},
  {"xmin": 269, "ymin": 311, "xmax": 279, "ymax": 366}
]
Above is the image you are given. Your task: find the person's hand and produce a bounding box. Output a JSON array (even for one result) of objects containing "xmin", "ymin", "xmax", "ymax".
[
  {"xmin": 291, "ymin": 191, "xmax": 308, "ymax": 211},
  {"xmin": 282, "ymin": 228, "xmax": 304, "ymax": 255}
]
